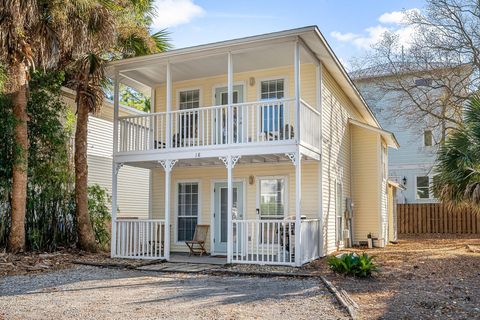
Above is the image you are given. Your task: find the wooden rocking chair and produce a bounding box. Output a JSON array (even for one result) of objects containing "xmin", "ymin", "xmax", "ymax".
[{"xmin": 185, "ymin": 225, "xmax": 209, "ymax": 256}]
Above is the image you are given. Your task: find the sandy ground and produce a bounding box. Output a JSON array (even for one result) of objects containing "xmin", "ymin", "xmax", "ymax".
[
  {"xmin": 0, "ymin": 265, "xmax": 348, "ymax": 320},
  {"xmin": 311, "ymin": 235, "xmax": 480, "ymax": 320}
]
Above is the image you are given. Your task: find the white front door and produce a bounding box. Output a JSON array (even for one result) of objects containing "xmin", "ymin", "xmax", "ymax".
[{"xmin": 213, "ymin": 182, "xmax": 243, "ymax": 254}]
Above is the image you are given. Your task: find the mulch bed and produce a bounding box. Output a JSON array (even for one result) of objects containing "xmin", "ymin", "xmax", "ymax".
[{"xmin": 310, "ymin": 235, "xmax": 480, "ymax": 320}]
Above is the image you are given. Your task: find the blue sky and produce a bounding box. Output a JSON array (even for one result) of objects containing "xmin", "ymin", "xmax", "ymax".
[{"xmin": 152, "ymin": 0, "xmax": 424, "ymax": 70}]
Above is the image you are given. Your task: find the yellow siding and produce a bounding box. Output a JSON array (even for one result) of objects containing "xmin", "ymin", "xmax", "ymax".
[
  {"xmin": 151, "ymin": 162, "xmax": 319, "ymax": 253},
  {"xmin": 153, "ymin": 64, "xmax": 318, "ymax": 112},
  {"xmin": 321, "ymin": 67, "xmax": 369, "ymax": 253},
  {"xmin": 351, "ymin": 125, "xmax": 380, "ymax": 243}
]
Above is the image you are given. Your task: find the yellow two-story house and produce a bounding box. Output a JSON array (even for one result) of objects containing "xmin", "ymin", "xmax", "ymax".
[{"xmin": 106, "ymin": 26, "xmax": 399, "ymax": 266}]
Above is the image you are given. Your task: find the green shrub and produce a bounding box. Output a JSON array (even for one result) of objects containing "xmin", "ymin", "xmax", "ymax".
[
  {"xmin": 87, "ymin": 184, "xmax": 112, "ymax": 251},
  {"xmin": 327, "ymin": 252, "xmax": 378, "ymax": 277}
]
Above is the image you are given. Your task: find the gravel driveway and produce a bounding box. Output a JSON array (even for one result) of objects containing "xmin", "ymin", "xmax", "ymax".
[{"xmin": 0, "ymin": 265, "xmax": 348, "ymax": 320}]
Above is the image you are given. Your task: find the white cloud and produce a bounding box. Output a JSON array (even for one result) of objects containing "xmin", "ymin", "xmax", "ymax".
[
  {"xmin": 152, "ymin": 0, "xmax": 205, "ymax": 29},
  {"xmin": 379, "ymin": 8, "xmax": 420, "ymax": 24},
  {"xmin": 331, "ymin": 31, "xmax": 359, "ymax": 42},
  {"xmin": 330, "ymin": 8, "xmax": 420, "ymax": 50}
]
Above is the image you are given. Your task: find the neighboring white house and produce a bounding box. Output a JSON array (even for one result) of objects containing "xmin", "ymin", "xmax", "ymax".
[
  {"xmin": 61, "ymin": 88, "xmax": 150, "ymax": 218},
  {"xmin": 105, "ymin": 26, "xmax": 399, "ymax": 267},
  {"xmin": 353, "ymin": 68, "xmax": 454, "ymax": 204}
]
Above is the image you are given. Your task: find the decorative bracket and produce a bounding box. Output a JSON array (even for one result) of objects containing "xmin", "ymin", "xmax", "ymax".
[
  {"xmin": 159, "ymin": 159, "xmax": 178, "ymax": 172},
  {"xmin": 219, "ymin": 155, "xmax": 241, "ymax": 169},
  {"xmin": 114, "ymin": 162, "xmax": 124, "ymax": 175},
  {"xmin": 285, "ymin": 152, "xmax": 301, "ymax": 166}
]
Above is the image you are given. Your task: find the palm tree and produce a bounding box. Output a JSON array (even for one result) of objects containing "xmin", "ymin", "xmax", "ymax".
[
  {"xmin": 0, "ymin": 0, "xmax": 81, "ymax": 252},
  {"xmin": 68, "ymin": 0, "xmax": 170, "ymax": 251},
  {"xmin": 433, "ymin": 95, "xmax": 480, "ymax": 208}
]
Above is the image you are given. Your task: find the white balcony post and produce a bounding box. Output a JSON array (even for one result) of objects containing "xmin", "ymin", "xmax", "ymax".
[
  {"xmin": 160, "ymin": 159, "xmax": 177, "ymax": 260},
  {"xmin": 294, "ymin": 40, "xmax": 301, "ymax": 142},
  {"xmin": 227, "ymin": 52, "xmax": 233, "ymax": 144},
  {"xmin": 166, "ymin": 62, "xmax": 172, "ymax": 148},
  {"xmin": 220, "ymin": 155, "xmax": 240, "ymax": 263},
  {"xmin": 113, "ymin": 70, "xmax": 120, "ymax": 154},
  {"xmin": 316, "ymin": 62, "xmax": 323, "ymax": 148},
  {"xmin": 150, "ymin": 87, "xmax": 156, "ymax": 150},
  {"xmin": 287, "ymin": 151, "xmax": 302, "ymax": 266},
  {"xmin": 111, "ymin": 162, "xmax": 122, "ymax": 257}
]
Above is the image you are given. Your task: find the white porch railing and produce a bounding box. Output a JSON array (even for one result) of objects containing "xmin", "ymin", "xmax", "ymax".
[
  {"xmin": 112, "ymin": 219, "xmax": 166, "ymax": 259},
  {"xmin": 232, "ymin": 219, "xmax": 296, "ymax": 266},
  {"xmin": 231, "ymin": 219, "xmax": 321, "ymax": 266},
  {"xmin": 300, "ymin": 100, "xmax": 321, "ymax": 150},
  {"xmin": 300, "ymin": 219, "xmax": 321, "ymax": 264},
  {"xmin": 116, "ymin": 98, "xmax": 314, "ymax": 153}
]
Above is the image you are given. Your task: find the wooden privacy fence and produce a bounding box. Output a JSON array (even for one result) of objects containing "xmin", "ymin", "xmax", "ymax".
[{"xmin": 398, "ymin": 204, "xmax": 480, "ymax": 234}]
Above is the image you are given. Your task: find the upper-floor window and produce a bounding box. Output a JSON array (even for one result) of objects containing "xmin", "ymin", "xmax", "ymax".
[
  {"xmin": 416, "ymin": 176, "xmax": 431, "ymax": 199},
  {"xmin": 260, "ymin": 79, "xmax": 285, "ymax": 133},
  {"xmin": 424, "ymin": 130, "xmax": 433, "ymax": 147},
  {"xmin": 415, "ymin": 78, "xmax": 433, "ymax": 87},
  {"xmin": 178, "ymin": 89, "xmax": 200, "ymax": 139},
  {"xmin": 179, "ymin": 89, "xmax": 200, "ymax": 110}
]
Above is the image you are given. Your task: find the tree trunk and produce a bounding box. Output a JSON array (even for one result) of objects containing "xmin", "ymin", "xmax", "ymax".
[
  {"xmin": 7, "ymin": 62, "xmax": 28, "ymax": 253},
  {"xmin": 74, "ymin": 95, "xmax": 97, "ymax": 252}
]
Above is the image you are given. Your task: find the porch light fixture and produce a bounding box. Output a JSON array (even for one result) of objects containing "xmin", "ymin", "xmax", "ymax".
[
  {"xmin": 249, "ymin": 77, "xmax": 255, "ymax": 86},
  {"xmin": 249, "ymin": 175, "xmax": 255, "ymax": 185},
  {"xmin": 402, "ymin": 176, "xmax": 407, "ymax": 186}
]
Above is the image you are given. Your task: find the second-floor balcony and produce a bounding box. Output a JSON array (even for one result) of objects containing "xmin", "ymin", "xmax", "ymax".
[
  {"xmin": 116, "ymin": 98, "xmax": 320, "ymax": 154},
  {"xmin": 109, "ymin": 30, "xmax": 325, "ymax": 159}
]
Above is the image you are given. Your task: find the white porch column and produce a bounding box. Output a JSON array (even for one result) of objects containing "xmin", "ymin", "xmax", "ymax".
[
  {"xmin": 111, "ymin": 162, "xmax": 123, "ymax": 257},
  {"xmin": 166, "ymin": 62, "xmax": 172, "ymax": 148},
  {"xmin": 294, "ymin": 40, "xmax": 301, "ymax": 142},
  {"xmin": 160, "ymin": 159, "xmax": 177, "ymax": 260},
  {"xmin": 227, "ymin": 52, "xmax": 234, "ymax": 144},
  {"xmin": 113, "ymin": 70, "xmax": 120, "ymax": 154},
  {"xmin": 287, "ymin": 152, "xmax": 302, "ymax": 266},
  {"xmin": 220, "ymin": 155, "xmax": 240, "ymax": 263}
]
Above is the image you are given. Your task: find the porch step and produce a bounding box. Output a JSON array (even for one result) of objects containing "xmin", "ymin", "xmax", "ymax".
[{"xmin": 137, "ymin": 262, "xmax": 222, "ymax": 273}]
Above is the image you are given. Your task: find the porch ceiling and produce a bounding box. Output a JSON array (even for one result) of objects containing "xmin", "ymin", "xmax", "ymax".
[
  {"xmin": 118, "ymin": 41, "xmax": 314, "ymax": 91},
  {"xmin": 121, "ymin": 153, "xmax": 319, "ymax": 170}
]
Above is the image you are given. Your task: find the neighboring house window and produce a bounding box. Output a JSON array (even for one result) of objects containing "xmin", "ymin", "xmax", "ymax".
[
  {"xmin": 177, "ymin": 182, "xmax": 199, "ymax": 241},
  {"xmin": 415, "ymin": 78, "xmax": 432, "ymax": 86},
  {"xmin": 424, "ymin": 130, "xmax": 433, "ymax": 147},
  {"xmin": 178, "ymin": 89, "xmax": 200, "ymax": 138},
  {"xmin": 259, "ymin": 178, "xmax": 285, "ymax": 219},
  {"xmin": 336, "ymin": 182, "xmax": 343, "ymax": 244},
  {"xmin": 260, "ymin": 79, "xmax": 284, "ymax": 133},
  {"xmin": 416, "ymin": 176, "xmax": 430, "ymax": 199}
]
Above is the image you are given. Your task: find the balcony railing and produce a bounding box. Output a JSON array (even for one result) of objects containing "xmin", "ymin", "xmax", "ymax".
[{"xmin": 116, "ymin": 98, "xmax": 320, "ymax": 153}]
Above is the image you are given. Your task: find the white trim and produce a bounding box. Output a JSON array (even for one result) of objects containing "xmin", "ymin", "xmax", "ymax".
[
  {"xmin": 173, "ymin": 179, "xmax": 202, "ymax": 246},
  {"xmin": 175, "ymin": 86, "xmax": 203, "ymax": 110},
  {"xmin": 255, "ymin": 175, "xmax": 289, "ymax": 219},
  {"xmin": 210, "ymin": 178, "xmax": 246, "ymax": 256}
]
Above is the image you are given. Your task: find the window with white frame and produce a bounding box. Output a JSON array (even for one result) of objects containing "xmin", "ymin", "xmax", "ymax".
[
  {"xmin": 335, "ymin": 182, "xmax": 343, "ymax": 244},
  {"xmin": 416, "ymin": 176, "xmax": 430, "ymax": 199},
  {"xmin": 178, "ymin": 89, "xmax": 200, "ymax": 138},
  {"xmin": 177, "ymin": 182, "xmax": 199, "ymax": 241},
  {"xmin": 260, "ymin": 79, "xmax": 285, "ymax": 133},
  {"xmin": 258, "ymin": 178, "xmax": 285, "ymax": 219},
  {"xmin": 179, "ymin": 89, "xmax": 200, "ymax": 110},
  {"xmin": 424, "ymin": 130, "xmax": 433, "ymax": 147}
]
